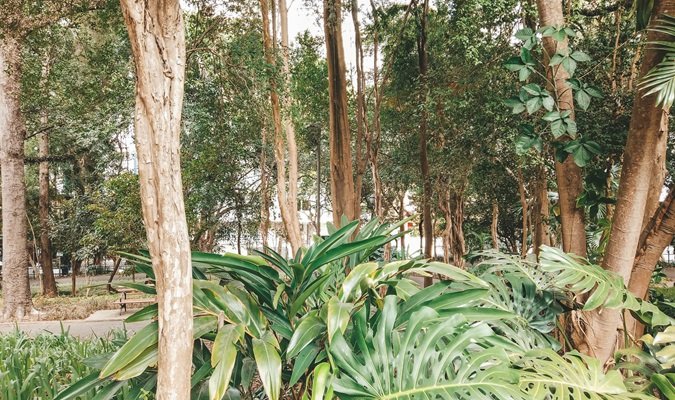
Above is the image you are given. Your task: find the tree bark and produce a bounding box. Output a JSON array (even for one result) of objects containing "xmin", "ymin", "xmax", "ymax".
[
  {"xmin": 450, "ymin": 190, "xmax": 466, "ymax": 267},
  {"xmin": 417, "ymin": 0, "xmax": 433, "ymax": 285},
  {"xmin": 368, "ymin": 0, "xmax": 384, "ymax": 220},
  {"xmin": 119, "ymin": 1, "xmax": 193, "ymax": 399},
  {"xmin": 324, "ymin": 0, "xmax": 358, "ymax": 225},
  {"xmin": 491, "ymin": 200, "xmax": 499, "ymax": 250},
  {"xmin": 260, "ymin": 125, "xmax": 270, "ymax": 249},
  {"xmin": 536, "ymin": 0, "xmax": 587, "ymax": 258},
  {"xmin": 516, "ymin": 167, "xmax": 529, "ymax": 257},
  {"xmin": 107, "ymin": 257, "xmax": 122, "ymax": 293},
  {"xmin": 260, "ymin": 0, "xmax": 302, "ymax": 253},
  {"xmin": 0, "ymin": 34, "xmax": 35, "ymax": 319},
  {"xmin": 587, "ymin": 0, "xmax": 675, "ymax": 363},
  {"xmin": 38, "ymin": 57, "xmax": 57, "ymax": 297},
  {"xmin": 278, "ymin": 0, "xmax": 302, "ymax": 252},
  {"xmin": 351, "ymin": 0, "xmax": 368, "ymax": 214}
]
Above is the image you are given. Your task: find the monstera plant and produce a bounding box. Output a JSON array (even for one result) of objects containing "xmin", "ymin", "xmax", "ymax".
[{"xmin": 56, "ymin": 220, "xmax": 672, "ymax": 400}]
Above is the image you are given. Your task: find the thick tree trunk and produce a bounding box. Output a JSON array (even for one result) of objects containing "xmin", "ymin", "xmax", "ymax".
[
  {"xmin": 417, "ymin": 0, "xmax": 433, "ymax": 285},
  {"xmin": 260, "ymin": 0, "xmax": 302, "ymax": 253},
  {"xmin": 324, "ymin": 0, "xmax": 358, "ymax": 225},
  {"xmin": 119, "ymin": 2, "xmax": 193, "ymax": 399},
  {"xmin": 586, "ymin": 0, "xmax": 675, "ymax": 363},
  {"xmin": 536, "ymin": 0, "xmax": 587, "ymax": 258},
  {"xmin": 491, "ymin": 200, "xmax": 499, "ymax": 250},
  {"xmin": 0, "ymin": 35, "xmax": 35, "ymax": 320}
]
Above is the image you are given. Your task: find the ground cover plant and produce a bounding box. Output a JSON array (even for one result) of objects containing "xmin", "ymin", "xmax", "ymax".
[{"xmin": 56, "ymin": 220, "xmax": 674, "ymax": 400}]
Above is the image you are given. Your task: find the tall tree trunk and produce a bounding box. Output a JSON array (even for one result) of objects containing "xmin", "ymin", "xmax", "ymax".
[
  {"xmin": 586, "ymin": 0, "xmax": 675, "ymax": 363},
  {"xmin": 439, "ymin": 186, "xmax": 452, "ymax": 264},
  {"xmin": 278, "ymin": 0, "xmax": 302, "ymax": 252},
  {"xmin": 516, "ymin": 167, "xmax": 529, "ymax": 257},
  {"xmin": 0, "ymin": 35, "xmax": 34, "ymax": 320},
  {"xmin": 368, "ymin": 0, "xmax": 384, "ymax": 219},
  {"xmin": 107, "ymin": 257, "xmax": 122, "ymax": 293},
  {"xmin": 324, "ymin": 0, "xmax": 357, "ymax": 225},
  {"xmin": 260, "ymin": 0, "xmax": 302, "ymax": 253},
  {"xmin": 38, "ymin": 57, "xmax": 56, "ymax": 297},
  {"xmin": 316, "ymin": 129, "xmax": 322, "ymax": 235},
  {"xmin": 119, "ymin": 2, "xmax": 193, "ymax": 398},
  {"xmin": 71, "ymin": 258, "xmax": 81, "ymax": 296},
  {"xmin": 38, "ymin": 111, "xmax": 57, "ymax": 297},
  {"xmin": 536, "ymin": 0, "xmax": 587, "ymax": 257},
  {"xmin": 491, "ymin": 200, "xmax": 499, "ymax": 250},
  {"xmin": 417, "ymin": 0, "xmax": 433, "ymax": 286},
  {"xmin": 450, "ymin": 190, "xmax": 466, "ymax": 267},
  {"xmin": 351, "ymin": 0, "xmax": 368, "ymax": 213}
]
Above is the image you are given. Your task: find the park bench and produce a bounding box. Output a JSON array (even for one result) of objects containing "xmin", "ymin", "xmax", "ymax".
[{"xmin": 113, "ymin": 288, "xmax": 156, "ymax": 314}]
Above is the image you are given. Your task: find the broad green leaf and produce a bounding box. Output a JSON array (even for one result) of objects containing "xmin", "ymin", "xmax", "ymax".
[
  {"xmin": 253, "ymin": 333, "xmax": 282, "ymax": 400},
  {"xmin": 576, "ymin": 89, "xmax": 591, "ymax": 111},
  {"xmin": 290, "ymin": 344, "xmax": 320, "ymax": 386},
  {"xmin": 100, "ymin": 321, "xmax": 159, "ymax": 378},
  {"xmin": 287, "ymin": 314, "xmax": 326, "ymax": 358},
  {"xmin": 327, "ymin": 297, "xmax": 352, "ymax": 341},
  {"xmin": 311, "ymin": 363, "xmax": 332, "ymax": 400}
]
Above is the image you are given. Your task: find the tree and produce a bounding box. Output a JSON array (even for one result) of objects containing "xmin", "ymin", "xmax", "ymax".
[
  {"xmin": 119, "ymin": 0, "xmax": 193, "ymax": 398},
  {"xmin": 324, "ymin": 0, "xmax": 358, "ymax": 224},
  {"xmin": 536, "ymin": 0, "xmax": 587, "ymax": 258},
  {"xmin": 587, "ymin": 0, "xmax": 675, "ymax": 363},
  {"xmin": 259, "ymin": 0, "xmax": 302, "ymax": 253}
]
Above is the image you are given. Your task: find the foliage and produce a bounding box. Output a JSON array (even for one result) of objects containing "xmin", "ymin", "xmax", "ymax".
[
  {"xmin": 0, "ymin": 329, "xmax": 131, "ymax": 400},
  {"xmin": 58, "ymin": 221, "xmax": 671, "ymax": 400},
  {"xmin": 639, "ymin": 14, "xmax": 675, "ymax": 109}
]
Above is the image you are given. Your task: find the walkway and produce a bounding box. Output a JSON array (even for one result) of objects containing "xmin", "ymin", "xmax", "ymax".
[{"xmin": 0, "ymin": 310, "xmax": 149, "ymax": 337}]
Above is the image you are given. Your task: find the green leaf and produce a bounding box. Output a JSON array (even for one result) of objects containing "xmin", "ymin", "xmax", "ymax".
[
  {"xmin": 522, "ymin": 83, "xmax": 541, "ymax": 95},
  {"xmin": 570, "ymin": 50, "xmax": 591, "ymax": 62},
  {"xmin": 253, "ymin": 333, "xmax": 282, "ymax": 400},
  {"xmin": 541, "ymin": 111, "xmax": 561, "ymax": 122},
  {"xmin": 273, "ymin": 283, "xmax": 285, "ymax": 309},
  {"xmin": 211, "ymin": 324, "xmax": 244, "ymax": 367},
  {"xmin": 54, "ymin": 372, "xmax": 104, "ymax": 400},
  {"xmin": 341, "ymin": 262, "xmax": 378, "ymax": 302},
  {"xmin": 576, "ymin": 89, "xmax": 591, "ymax": 111},
  {"xmin": 100, "ymin": 321, "xmax": 159, "ymax": 378},
  {"xmin": 515, "ymin": 133, "xmax": 542, "ymax": 155},
  {"xmin": 519, "ymin": 67, "xmax": 532, "ymax": 81},
  {"xmin": 290, "ymin": 344, "xmax": 320, "ymax": 386},
  {"xmin": 515, "ymin": 28, "xmax": 534, "ymax": 41},
  {"xmin": 287, "ymin": 314, "xmax": 326, "ymax": 358},
  {"xmin": 327, "ymin": 297, "xmax": 352, "ymax": 342},
  {"xmin": 549, "ymin": 53, "xmax": 565, "ymax": 66},
  {"xmin": 542, "ymin": 95, "xmax": 555, "ymax": 111},
  {"xmin": 550, "ymin": 119, "xmax": 566, "ymax": 138},
  {"xmin": 311, "ymin": 363, "xmax": 332, "ymax": 400},
  {"xmin": 526, "ymin": 97, "xmax": 542, "ymax": 114},
  {"xmin": 209, "ymin": 328, "xmax": 239, "ymax": 400},
  {"xmin": 124, "ymin": 303, "xmax": 158, "ymax": 323}
]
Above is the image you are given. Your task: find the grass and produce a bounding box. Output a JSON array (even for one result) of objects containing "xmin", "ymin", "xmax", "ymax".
[{"xmin": 0, "ymin": 329, "xmax": 128, "ymax": 399}]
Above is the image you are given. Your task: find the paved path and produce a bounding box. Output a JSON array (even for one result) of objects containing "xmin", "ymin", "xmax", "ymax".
[{"xmin": 0, "ymin": 310, "xmax": 149, "ymax": 337}]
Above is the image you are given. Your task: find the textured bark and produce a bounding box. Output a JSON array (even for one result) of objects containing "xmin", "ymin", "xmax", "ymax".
[
  {"xmin": 367, "ymin": 0, "xmax": 384, "ymax": 219},
  {"xmin": 38, "ymin": 57, "xmax": 56, "ymax": 297},
  {"xmin": 450, "ymin": 190, "xmax": 466, "ymax": 267},
  {"xmin": 491, "ymin": 200, "xmax": 499, "ymax": 250},
  {"xmin": 587, "ymin": 0, "xmax": 675, "ymax": 363},
  {"xmin": 351, "ymin": 0, "xmax": 368, "ymax": 213},
  {"xmin": 324, "ymin": 0, "xmax": 357, "ymax": 224},
  {"xmin": 0, "ymin": 34, "xmax": 34, "ymax": 319},
  {"xmin": 119, "ymin": 1, "xmax": 193, "ymax": 398},
  {"xmin": 278, "ymin": 0, "xmax": 302, "ymax": 252},
  {"xmin": 417, "ymin": 0, "xmax": 433, "ymax": 286},
  {"xmin": 260, "ymin": 0, "xmax": 302, "ymax": 253},
  {"xmin": 536, "ymin": 0, "xmax": 587, "ymax": 258},
  {"xmin": 517, "ymin": 168, "xmax": 529, "ymax": 257}
]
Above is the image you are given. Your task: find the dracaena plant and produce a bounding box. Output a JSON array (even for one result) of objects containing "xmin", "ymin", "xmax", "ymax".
[
  {"xmin": 56, "ymin": 220, "xmax": 672, "ymax": 400},
  {"xmin": 504, "ymin": 25, "xmax": 603, "ymax": 168}
]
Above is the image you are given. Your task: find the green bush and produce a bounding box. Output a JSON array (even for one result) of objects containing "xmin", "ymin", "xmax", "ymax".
[
  {"xmin": 56, "ymin": 219, "xmax": 674, "ymax": 400},
  {"xmin": 0, "ymin": 329, "xmax": 128, "ymax": 400}
]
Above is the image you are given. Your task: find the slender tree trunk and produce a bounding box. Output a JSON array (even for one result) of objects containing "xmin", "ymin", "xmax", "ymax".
[
  {"xmin": 399, "ymin": 192, "xmax": 406, "ymax": 253},
  {"xmin": 351, "ymin": 0, "xmax": 368, "ymax": 212},
  {"xmin": 260, "ymin": 0, "xmax": 302, "ymax": 253},
  {"xmin": 586, "ymin": 0, "xmax": 675, "ymax": 363},
  {"xmin": 491, "ymin": 200, "xmax": 499, "ymax": 250},
  {"xmin": 450, "ymin": 190, "xmax": 466, "ymax": 267},
  {"xmin": 107, "ymin": 257, "xmax": 122, "ymax": 293},
  {"xmin": 278, "ymin": 0, "xmax": 302, "ymax": 252},
  {"xmin": 316, "ymin": 129, "xmax": 322, "ymax": 235},
  {"xmin": 71, "ymin": 259, "xmax": 81, "ymax": 296},
  {"xmin": 368, "ymin": 0, "xmax": 384, "ymax": 219},
  {"xmin": 0, "ymin": 35, "xmax": 34, "ymax": 319},
  {"xmin": 536, "ymin": 0, "xmax": 587, "ymax": 257},
  {"xmin": 324, "ymin": 0, "xmax": 357, "ymax": 225},
  {"xmin": 439, "ymin": 186, "xmax": 452, "ymax": 264},
  {"xmin": 119, "ymin": 2, "xmax": 193, "ymax": 398},
  {"xmin": 532, "ymin": 164, "xmax": 551, "ymax": 256},
  {"xmin": 38, "ymin": 57, "xmax": 56, "ymax": 297},
  {"xmin": 260, "ymin": 125, "xmax": 270, "ymax": 249},
  {"xmin": 517, "ymin": 168, "xmax": 529, "ymax": 257},
  {"xmin": 417, "ymin": 0, "xmax": 433, "ymax": 286}
]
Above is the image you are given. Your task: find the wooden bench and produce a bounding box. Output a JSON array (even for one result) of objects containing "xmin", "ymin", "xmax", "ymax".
[{"xmin": 113, "ymin": 288, "xmax": 156, "ymax": 314}]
